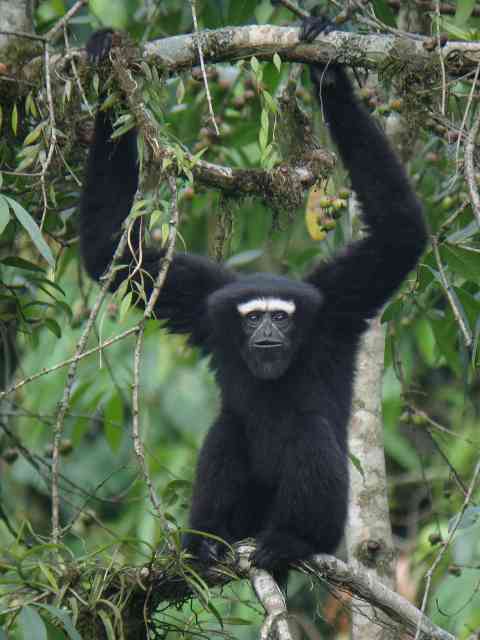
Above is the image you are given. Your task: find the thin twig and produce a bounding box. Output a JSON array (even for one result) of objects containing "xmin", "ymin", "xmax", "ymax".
[
  {"xmin": 434, "ymin": 0, "xmax": 447, "ymax": 116},
  {"xmin": 406, "ymin": 404, "xmax": 479, "ymax": 445},
  {"xmin": 189, "ymin": 0, "xmax": 220, "ymax": 136},
  {"xmin": 0, "ymin": 326, "xmax": 140, "ymax": 400},
  {"xmin": 273, "ymin": 0, "xmax": 308, "ymax": 18},
  {"xmin": 44, "ymin": 0, "xmax": 88, "ymax": 41},
  {"xmin": 0, "ymin": 29, "xmax": 45, "ymax": 41},
  {"xmin": 455, "ymin": 63, "xmax": 480, "ymax": 164},
  {"xmin": 51, "ymin": 228, "xmax": 130, "ymax": 544},
  {"xmin": 0, "ymin": 419, "xmax": 134, "ymax": 510},
  {"xmin": 464, "ymin": 87, "xmax": 480, "ymax": 228},
  {"xmin": 414, "ymin": 459, "xmax": 480, "ymax": 640},
  {"xmin": 63, "ymin": 23, "xmax": 94, "ymax": 117},
  {"xmin": 425, "ymin": 430, "xmax": 468, "ymax": 496},
  {"xmin": 40, "ymin": 45, "xmax": 57, "ymax": 229},
  {"xmin": 431, "ymin": 236, "xmax": 473, "ymax": 349},
  {"xmin": 130, "ymin": 175, "xmax": 179, "ymax": 538}
]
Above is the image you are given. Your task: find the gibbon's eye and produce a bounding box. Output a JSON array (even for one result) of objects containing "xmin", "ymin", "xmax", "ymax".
[
  {"xmin": 246, "ymin": 311, "xmax": 262, "ymax": 324},
  {"xmin": 272, "ymin": 311, "xmax": 288, "ymax": 323}
]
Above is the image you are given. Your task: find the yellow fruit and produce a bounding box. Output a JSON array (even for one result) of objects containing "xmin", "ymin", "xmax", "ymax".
[{"xmin": 305, "ymin": 209, "xmax": 327, "ymax": 241}]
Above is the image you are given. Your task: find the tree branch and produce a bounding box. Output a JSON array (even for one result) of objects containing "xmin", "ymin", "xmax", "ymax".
[
  {"xmin": 301, "ymin": 555, "xmax": 455, "ymax": 640},
  {"xmin": 138, "ymin": 26, "xmax": 480, "ymax": 74},
  {"xmin": 19, "ymin": 24, "xmax": 480, "ymax": 85},
  {"xmin": 66, "ymin": 547, "xmax": 454, "ymax": 640}
]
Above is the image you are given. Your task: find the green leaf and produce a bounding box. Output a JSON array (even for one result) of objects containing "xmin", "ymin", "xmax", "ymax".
[
  {"xmin": 0, "ymin": 627, "xmax": 7, "ymax": 640},
  {"xmin": 259, "ymin": 126, "xmax": 268, "ymax": 151},
  {"xmin": 429, "ymin": 312, "xmax": 461, "ymax": 375},
  {"xmin": 113, "ymin": 113, "xmax": 134, "ymax": 127},
  {"xmin": 36, "ymin": 0, "xmax": 66, "ymax": 23},
  {"xmin": 250, "ymin": 56, "xmax": 260, "ymax": 75},
  {"xmin": 371, "ymin": 0, "xmax": 396, "ymax": 27},
  {"xmin": 19, "ymin": 606, "xmax": 47, "ymax": 640},
  {"xmin": 36, "ymin": 604, "xmax": 82, "ymax": 640},
  {"xmin": 262, "ymin": 90, "xmax": 277, "ymax": 114},
  {"xmin": 93, "ymin": 72, "xmax": 100, "ymax": 95},
  {"xmin": 381, "ymin": 299, "xmax": 402, "ymax": 323},
  {"xmin": 348, "ymin": 452, "xmax": 365, "ymax": 479},
  {"xmin": 176, "ymin": 77, "xmax": 185, "ymax": 104},
  {"xmin": 455, "ymin": 0, "xmax": 476, "ymax": 25},
  {"xmin": 441, "ymin": 245, "xmax": 480, "ymax": 282},
  {"xmin": 473, "ymin": 314, "xmax": 480, "ymax": 366},
  {"xmin": 3, "ymin": 196, "xmax": 54, "ymax": 266},
  {"xmin": 207, "ymin": 600, "xmax": 224, "ymax": 629},
  {"xmin": 31, "ymin": 276, "xmax": 65, "ymax": 297},
  {"xmin": 415, "ymin": 317, "xmax": 437, "ymax": 367},
  {"xmin": 104, "ymin": 393, "xmax": 124, "ymax": 453},
  {"xmin": 0, "ymin": 196, "xmax": 10, "ymax": 235},
  {"xmin": 447, "ymin": 220, "xmax": 479, "ymax": 243},
  {"xmin": 119, "ymin": 290, "xmax": 133, "ymax": 320},
  {"xmin": 100, "ymin": 92, "xmax": 119, "ymax": 112},
  {"xmin": 38, "ymin": 561, "xmax": 59, "ymax": 590},
  {"xmin": 25, "ymin": 92, "xmax": 38, "ymax": 118},
  {"xmin": 97, "ymin": 610, "xmax": 115, "ymax": 640},
  {"xmin": 454, "ymin": 287, "xmax": 480, "ymax": 334},
  {"xmin": 261, "ymin": 108, "xmax": 269, "ymax": 133},
  {"xmin": 111, "ymin": 120, "xmax": 136, "ymax": 139},
  {"xmin": 24, "ymin": 122, "xmax": 45, "ymax": 146},
  {"xmin": 440, "ymin": 19, "xmax": 471, "ymax": 40},
  {"xmin": 11, "ymin": 103, "xmax": 18, "ymax": 135},
  {"xmin": 273, "ymin": 53, "xmax": 281, "ymax": 73},
  {"xmin": 44, "ymin": 318, "xmax": 62, "ymax": 338},
  {"xmin": 1, "ymin": 256, "xmax": 44, "ymax": 271}
]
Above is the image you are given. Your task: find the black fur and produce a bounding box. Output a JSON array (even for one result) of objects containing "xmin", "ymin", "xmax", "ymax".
[{"xmin": 80, "ymin": 21, "xmax": 427, "ymax": 573}]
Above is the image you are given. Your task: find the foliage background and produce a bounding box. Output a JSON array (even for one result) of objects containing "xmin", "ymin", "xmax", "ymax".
[{"xmin": 1, "ymin": 0, "xmax": 480, "ymax": 638}]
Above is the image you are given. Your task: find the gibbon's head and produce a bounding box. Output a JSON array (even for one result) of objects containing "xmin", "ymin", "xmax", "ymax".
[{"xmin": 208, "ymin": 275, "xmax": 323, "ymax": 380}]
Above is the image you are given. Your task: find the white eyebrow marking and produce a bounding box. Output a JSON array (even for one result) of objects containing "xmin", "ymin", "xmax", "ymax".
[{"xmin": 237, "ymin": 297, "xmax": 296, "ymax": 316}]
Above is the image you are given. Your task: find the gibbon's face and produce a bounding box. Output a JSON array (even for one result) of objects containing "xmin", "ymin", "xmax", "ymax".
[{"xmin": 237, "ymin": 297, "xmax": 296, "ymax": 380}]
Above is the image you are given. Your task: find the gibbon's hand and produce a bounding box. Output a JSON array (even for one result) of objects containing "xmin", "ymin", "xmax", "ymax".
[
  {"xmin": 300, "ymin": 14, "xmax": 343, "ymax": 89},
  {"xmin": 300, "ymin": 13, "xmax": 354, "ymax": 99},
  {"xmin": 86, "ymin": 28, "xmax": 116, "ymax": 64}
]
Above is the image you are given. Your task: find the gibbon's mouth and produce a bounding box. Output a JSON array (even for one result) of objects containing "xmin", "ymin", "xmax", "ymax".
[{"xmin": 254, "ymin": 340, "xmax": 284, "ymax": 349}]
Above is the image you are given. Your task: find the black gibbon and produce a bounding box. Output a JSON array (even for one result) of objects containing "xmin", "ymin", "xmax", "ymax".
[{"xmin": 80, "ymin": 17, "xmax": 427, "ymax": 572}]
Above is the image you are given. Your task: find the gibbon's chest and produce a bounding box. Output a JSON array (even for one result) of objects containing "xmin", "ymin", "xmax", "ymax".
[
  {"xmin": 243, "ymin": 402, "xmax": 329, "ymax": 486},
  {"xmin": 239, "ymin": 368, "xmax": 352, "ymax": 485}
]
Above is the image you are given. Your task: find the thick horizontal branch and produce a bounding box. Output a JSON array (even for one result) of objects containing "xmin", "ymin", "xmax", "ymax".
[
  {"xmin": 23, "ymin": 24, "xmax": 480, "ymax": 87},
  {"xmin": 140, "ymin": 26, "xmax": 480, "ymax": 75},
  {"xmin": 193, "ymin": 152, "xmax": 334, "ymax": 196}
]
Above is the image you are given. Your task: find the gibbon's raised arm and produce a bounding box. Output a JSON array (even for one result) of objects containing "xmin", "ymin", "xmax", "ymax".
[
  {"xmin": 302, "ymin": 25, "xmax": 427, "ymax": 320},
  {"xmin": 79, "ymin": 34, "xmax": 235, "ymax": 350},
  {"xmin": 80, "ymin": 110, "xmax": 138, "ymax": 282}
]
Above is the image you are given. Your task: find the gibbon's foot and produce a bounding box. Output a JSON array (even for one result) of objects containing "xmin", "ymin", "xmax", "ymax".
[
  {"xmin": 252, "ymin": 530, "xmax": 316, "ymax": 571},
  {"xmin": 86, "ymin": 28, "xmax": 116, "ymax": 64}
]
